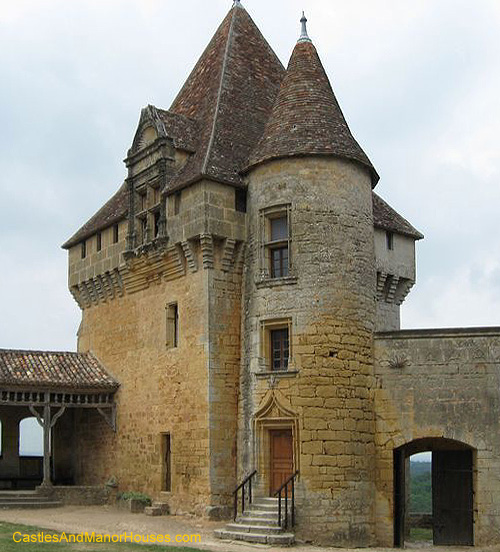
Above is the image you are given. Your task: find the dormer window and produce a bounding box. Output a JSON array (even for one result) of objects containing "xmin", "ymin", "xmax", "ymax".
[{"xmin": 154, "ymin": 211, "xmax": 161, "ymax": 238}]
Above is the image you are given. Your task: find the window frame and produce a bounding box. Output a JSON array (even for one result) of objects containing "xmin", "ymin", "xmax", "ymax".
[
  {"xmin": 386, "ymin": 230, "xmax": 394, "ymax": 251},
  {"xmin": 166, "ymin": 302, "xmax": 179, "ymax": 349},
  {"xmin": 259, "ymin": 204, "xmax": 292, "ymax": 281},
  {"xmin": 260, "ymin": 318, "xmax": 292, "ymax": 373}
]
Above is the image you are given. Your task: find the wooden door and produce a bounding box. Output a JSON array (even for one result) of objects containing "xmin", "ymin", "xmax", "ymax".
[
  {"xmin": 433, "ymin": 450, "xmax": 473, "ymax": 545},
  {"xmin": 269, "ymin": 429, "xmax": 293, "ymax": 496}
]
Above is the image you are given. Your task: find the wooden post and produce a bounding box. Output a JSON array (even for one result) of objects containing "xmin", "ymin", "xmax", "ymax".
[{"xmin": 41, "ymin": 404, "xmax": 52, "ymax": 487}]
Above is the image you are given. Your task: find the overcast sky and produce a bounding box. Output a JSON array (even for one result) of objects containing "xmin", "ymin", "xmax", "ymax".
[{"xmin": 1, "ymin": 0, "xmax": 499, "ymax": 352}]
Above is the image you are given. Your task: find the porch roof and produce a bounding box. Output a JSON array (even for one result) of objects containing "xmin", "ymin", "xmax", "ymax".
[{"xmin": 0, "ymin": 349, "xmax": 119, "ymax": 393}]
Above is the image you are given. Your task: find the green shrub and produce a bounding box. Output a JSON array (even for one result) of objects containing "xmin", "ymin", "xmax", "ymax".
[{"xmin": 117, "ymin": 491, "xmax": 152, "ymax": 506}]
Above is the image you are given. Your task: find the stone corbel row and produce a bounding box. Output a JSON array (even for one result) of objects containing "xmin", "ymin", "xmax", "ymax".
[
  {"xmin": 180, "ymin": 235, "xmax": 245, "ymax": 274},
  {"xmin": 71, "ymin": 268, "xmax": 124, "ymax": 308},
  {"xmin": 376, "ymin": 272, "xmax": 414, "ymax": 306}
]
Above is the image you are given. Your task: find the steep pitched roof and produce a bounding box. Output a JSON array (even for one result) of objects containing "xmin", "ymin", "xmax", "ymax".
[
  {"xmin": 246, "ymin": 38, "xmax": 379, "ymax": 185},
  {"xmin": 0, "ymin": 349, "xmax": 119, "ymax": 391},
  {"xmin": 168, "ymin": 3, "xmax": 285, "ymax": 190},
  {"xmin": 62, "ymin": 182, "xmax": 128, "ymax": 249},
  {"xmin": 373, "ymin": 193, "xmax": 423, "ymax": 240}
]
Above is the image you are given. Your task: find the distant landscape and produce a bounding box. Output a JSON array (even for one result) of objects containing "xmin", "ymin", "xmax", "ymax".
[{"xmin": 410, "ymin": 460, "xmax": 432, "ymax": 513}]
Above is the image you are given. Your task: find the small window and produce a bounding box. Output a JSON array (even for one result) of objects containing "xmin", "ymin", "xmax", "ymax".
[
  {"xmin": 141, "ymin": 218, "xmax": 148, "ymax": 244},
  {"xmin": 174, "ymin": 192, "xmax": 181, "ymax": 215},
  {"xmin": 235, "ymin": 189, "xmax": 247, "ymax": 213},
  {"xmin": 266, "ymin": 213, "xmax": 290, "ymax": 278},
  {"xmin": 261, "ymin": 319, "xmax": 292, "ymax": 372},
  {"xmin": 113, "ymin": 224, "xmax": 119, "ymax": 244},
  {"xmin": 154, "ymin": 211, "xmax": 161, "ymax": 238},
  {"xmin": 166, "ymin": 303, "xmax": 179, "ymax": 348},
  {"xmin": 162, "ymin": 433, "xmax": 172, "ymax": 492},
  {"xmin": 271, "ymin": 328, "xmax": 289, "ymax": 371},
  {"xmin": 81, "ymin": 241, "xmax": 86, "ymax": 259},
  {"xmin": 386, "ymin": 231, "xmax": 394, "ymax": 251},
  {"xmin": 96, "ymin": 232, "xmax": 102, "ymax": 252}
]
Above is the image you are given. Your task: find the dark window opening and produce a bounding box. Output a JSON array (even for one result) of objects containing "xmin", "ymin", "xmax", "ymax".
[
  {"xmin": 271, "ymin": 328, "xmax": 289, "ymax": 371},
  {"xmin": 154, "ymin": 211, "xmax": 161, "ymax": 238},
  {"xmin": 235, "ymin": 189, "xmax": 247, "ymax": 213},
  {"xmin": 166, "ymin": 303, "xmax": 179, "ymax": 348},
  {"xmin": 271, "ymin": 216, "xmax": 288, "ymax": 241},
  {"xmin": 96, "ymin": 232, "xmax": 102, "ymax": 252},
  {"xmin": 386, "ymin": 231, "xmax": 394, "ymax": 250},
  {"xmin": 174, "ymin": 192, "xmax": 181, "ymax": 215},
  {"xmin": 271, "ymin": 247, "xmax": 289, "ymax": 278},
  {"xmin": 81, "ymin": 241, "xmax": 86, "ymax": 259},
  {"xmin": 113, "ymin": 224, "xmax": 119, "ymax": 244},
  {"xmin": 163, "ymin": 434, "xmax": 171, "ymax": 492}
]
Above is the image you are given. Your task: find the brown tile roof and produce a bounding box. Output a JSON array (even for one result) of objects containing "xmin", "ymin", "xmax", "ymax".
[
  {"xmin": 167, "ymin": 4, "xmax": 285, "ymax": 191},
  {"xmin": 246, "ymin": 40, "xmax": 379, "ymax": 185},
  {"xmin": 373, "ymin": 193, "xmax": 424, "ymax": 240},
  {"xmin": 0, "ymin": 349, "xmax": 119, "ymax": 391},
  {"xmin": 156, "ymin": 109, "xmax": 199, "ymax": 153},
  {"xmin": 62, "ymin": 182, "xmax": 128, "ymax": 249}
]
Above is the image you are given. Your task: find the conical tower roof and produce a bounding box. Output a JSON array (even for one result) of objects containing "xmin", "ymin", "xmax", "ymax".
[
  {"xmin": 247, "ymin": 21, "xmax": 379, "ymax": 185},
  {"xmin": 168, "ymin": 2, "xmax": 285, "ymax": 190}
]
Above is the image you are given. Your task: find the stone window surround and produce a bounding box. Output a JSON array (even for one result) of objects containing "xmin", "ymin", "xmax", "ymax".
[
  {"xmin": 258, "ymin": 317, "xmax": 297, "ymax": 376},
  {"xmin": 134, "ymin": 182, "xmax": 163, "ymax": 245},
  {"xmin": 257, "ymin": 203, "xmax": 297, "ymax": 286}
]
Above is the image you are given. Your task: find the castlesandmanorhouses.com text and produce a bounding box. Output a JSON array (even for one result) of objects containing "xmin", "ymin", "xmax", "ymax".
[{"xmin": 13, "ymin": 531, "xmax": 201, "ymax": 544}]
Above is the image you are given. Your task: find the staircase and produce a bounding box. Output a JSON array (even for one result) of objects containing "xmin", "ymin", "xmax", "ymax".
[
  {"xmin": 214, "ymin": 497, "xmax": 295, "ymax": 545},
  {"xmin": 0, "ymin": 490, "xmax": 62, "ymax": 509}
]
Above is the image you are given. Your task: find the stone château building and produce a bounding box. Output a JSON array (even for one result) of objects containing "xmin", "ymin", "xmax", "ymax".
[{"xmin": 1, "ymin": 1, "xmax": 500, "ymax": 547}]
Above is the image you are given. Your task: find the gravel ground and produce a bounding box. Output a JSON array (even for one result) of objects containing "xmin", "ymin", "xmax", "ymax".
[{"xmin": 0, "ymin": 505, "xmax": 498, "ymax": 552}]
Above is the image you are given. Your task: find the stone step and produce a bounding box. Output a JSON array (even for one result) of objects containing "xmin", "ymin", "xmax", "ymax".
[
  {"xmin": 0, "ymin": 500, "xmax": 62, "ymax": 509},
  {"xmin": 214, "ymin": 528, "xmax": 294, "ymax": 545},
  {"xmin": 247, "ymin": 502, "xmax": 279, "ymax": 512},
  {"xmin": 238, "ymin": 515, "xmax": 280, "ymax": 526},
  {"xmin": 151, "ymin": 501, "xmax": 169, "ymax": 515},
  {"xmin": 144, "ymin": 506, "xmax": 163, "ymax": 516},
  {"xmin": 225, "ymin": 523, "xmax": 283, "ymax": 534},
  {"xmin": 244, "ymin": 508, "xmax": 278, "ymax": 519}
]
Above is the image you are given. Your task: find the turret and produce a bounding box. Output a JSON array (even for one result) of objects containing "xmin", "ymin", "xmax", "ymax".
[{"xmin": 240, "ymin": 14, "xmax": 377, "ymax": 545}]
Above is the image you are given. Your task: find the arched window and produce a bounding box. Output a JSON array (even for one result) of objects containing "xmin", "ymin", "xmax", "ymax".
[{"xmin": 19, "ymin": 417, "xmax": 43, "ymax": 457}]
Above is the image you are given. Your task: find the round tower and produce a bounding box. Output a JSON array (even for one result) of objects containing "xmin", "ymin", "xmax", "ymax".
[{"xmin": 240, "ymin": 14, "xmax": 378, "ymax": 546}]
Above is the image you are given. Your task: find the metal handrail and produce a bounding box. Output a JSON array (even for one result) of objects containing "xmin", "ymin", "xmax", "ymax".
[
  {"xmin": 274, "ymin": 470, "xmax": 299, "ymax": 529},
  {"xmin": 233, "ymin": 470, "xmax": 257, "ymax": 520}
]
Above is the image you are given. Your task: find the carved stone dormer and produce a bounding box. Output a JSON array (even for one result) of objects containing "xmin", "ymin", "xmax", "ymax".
[{"xmin": 124, "ymin": 105, "xmax": 198, "ymax": 254}]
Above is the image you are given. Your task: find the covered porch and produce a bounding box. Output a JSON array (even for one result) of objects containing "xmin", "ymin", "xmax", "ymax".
[{"xmin": 0, "ymin": 349, "xmax": 119, "ymax": 490}]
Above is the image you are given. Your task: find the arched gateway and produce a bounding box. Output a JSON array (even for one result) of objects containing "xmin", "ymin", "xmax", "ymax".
[{"xmin": 394, "ymin": 438, "xmax": 474, "ymax": 547}]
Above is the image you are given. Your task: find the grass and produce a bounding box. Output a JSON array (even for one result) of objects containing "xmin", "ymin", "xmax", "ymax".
[
  {"xmin": 408, "ymin": 527, "xmax": 433, "ymax": 542},
  {"xmin": 0, "ymin": 522, "xmax": 204, "ymax": 552}
]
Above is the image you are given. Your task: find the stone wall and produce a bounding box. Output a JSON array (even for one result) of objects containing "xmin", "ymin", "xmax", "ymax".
[
  {"xmin": 241, "ymin": 157, "xmax": 376, "ymax": 546},
  {"xmin": 75, "ymin": 269, "xmax": 211, "ymax": 515},
  {"xmin": 374, "ymin": 327, "xmax": 500, "ymax": 546}
]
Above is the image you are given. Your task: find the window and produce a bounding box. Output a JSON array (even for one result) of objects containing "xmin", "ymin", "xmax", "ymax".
[
  {"xmin": 154, "ymin": 211, "xmax": 161, "ymax": 238},
  {"xmin": 174, "ymin": 192, "xmax": 181, "ymax": 215},
  {"xmin": 271, "ymin": 328, "xmax": 289, "ymax": 371},
  {"xmin": 268, "ymin": 214, "xmax": 289, "ymax": 278},
  {"xmin": 162, "ymin": 434, "xmax": 172, "ymax": 492},
  {"xmin": 81, "ymin": 241, "xmax": 86, "ymax": 259},
  {"xmin": 235, "ymin": 189, "xmax": 247, "ymax": 213},
  {"xmin": 386, "ymin": 231, "xmax": 394, "ymax": 251},
  {"xmin": 96, "ymin": 232, "xmax": 102, "ymax": 252},
  {"xmin": 260, "ymin": 318, "xmax": 292, "ymax": 372},
  {"xmin": 166, "ymin": 303, "xmax": 179, "ymax": 348},
  {"xmin": 113, "ymin": 224, "xmax": 119, "ymax": 244},
  {"xmin": 141, "ymin": 217, "xmax": 148, "ymax": 244}
]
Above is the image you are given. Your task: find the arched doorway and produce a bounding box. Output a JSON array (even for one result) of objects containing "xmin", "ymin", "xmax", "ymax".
[
  {"xmin": 18, "ymin": 417, "xmax": 44, "ymax": 488},
  {"xmin": 394, "ymin": 438, "xmax": 474, "ymax": 547}
]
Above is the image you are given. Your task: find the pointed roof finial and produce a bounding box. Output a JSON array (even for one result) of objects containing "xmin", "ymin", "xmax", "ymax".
[
  {"xmin": 298, "ymin": 11, "xmax": 312, "ymax": 43},
  {"xmin": 233, "ymin": 0, "xmax": 242, "ymax": 7}
]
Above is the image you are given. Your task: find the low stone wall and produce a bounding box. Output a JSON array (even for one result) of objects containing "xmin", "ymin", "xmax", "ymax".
[{"xmin": 38, "ymin": 485, "xmax": 114, "ymax": 505}]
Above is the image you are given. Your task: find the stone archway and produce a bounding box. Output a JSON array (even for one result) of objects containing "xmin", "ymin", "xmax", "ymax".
[
  {"xmin": 394, "ymin": 437, "xmax": 474, "ymax": 547},
  {"xmin": 253, "ymin": 391, "xmax": 299, "ymax": 496}
]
